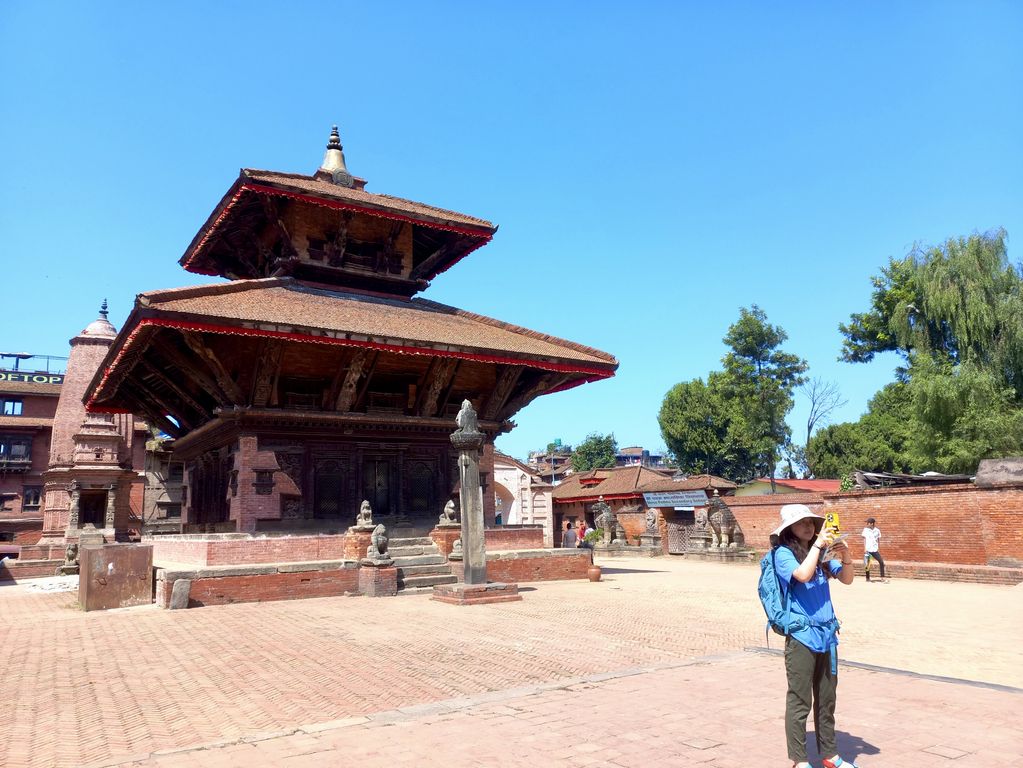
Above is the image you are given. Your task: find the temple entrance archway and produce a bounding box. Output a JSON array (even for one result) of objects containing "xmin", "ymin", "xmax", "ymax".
[
  {"xmin": 79, "ymin": 490, "xmax": 107, "ymax": 527},
  {"xmin": 494, "ymin": 481, "xmax": 515, "ymax": 524}
]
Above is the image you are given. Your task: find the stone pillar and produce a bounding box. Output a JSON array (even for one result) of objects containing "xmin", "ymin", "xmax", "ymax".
[
  {"xmin": 67, "ymin": 482, "xmax": 81, "ymax": 532},
  {"xmin": 450, "ymin": 400, "xmax": 486, "ymax": 586},
  {"xmin": 104, "ymin": 484, "xmax": 117, "ymax": 529}
]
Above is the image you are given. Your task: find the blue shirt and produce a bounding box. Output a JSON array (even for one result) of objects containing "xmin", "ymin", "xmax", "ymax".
[{"xmin": 774, "ymin": 545, "xmax": 843, "ymax": 653}]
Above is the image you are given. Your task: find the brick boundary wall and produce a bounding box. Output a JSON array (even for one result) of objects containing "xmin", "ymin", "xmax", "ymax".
[
  {"xmin": 0, "ymin": 520, "xmax": 44, "ymax": 545},
  {"xmin": 450, "ymin": 549, "xmax": 591, "ymax": 583},
  {"xmin": 722, "ymin": 484, "xmax": 1023, "ymax": 581}
]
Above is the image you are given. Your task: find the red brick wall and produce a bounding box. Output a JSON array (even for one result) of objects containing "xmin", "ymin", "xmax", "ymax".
[
  {"xmin": 724, "ymin": 493, "xmax": 826, "ymax": 551},
  {"xmin": 617, "ymin": 511, "xmax": 647, "ymax": 543},
  {"xmin": 0, "ymin": 520, "xmax": 43, "ymax": 545},
  {"xmin": 450, "ymin": 550, "xmax": 591, "ymax": 582},
  {"xmin": 485, "ymin": 526, "xmax": 544, "ymax": 550},
  {"xmin": 724, "ymin": 485, "xmax": 1023, "ymax": 568},
  {"xmin": 156, "ymin": 569, "xmax": 359, "ymax": 608},
  {"xmin": 150, "ymin": 534, "xmax": 350, "ymax": 566}
]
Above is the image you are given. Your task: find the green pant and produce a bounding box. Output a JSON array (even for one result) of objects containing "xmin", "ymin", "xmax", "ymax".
[{"xmin": 784, "ymin": 636, "xmax": 838, "ymax": 762}]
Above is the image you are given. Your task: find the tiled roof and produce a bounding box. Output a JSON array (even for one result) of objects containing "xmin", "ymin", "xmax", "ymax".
[
  {"xmin": 0, "ymin": 380, "xmax": 61, "ymax": 396},
  {"xmin": 137, "ymin": 278, "xmax": 618, "ymax": 370},
  {"xmin": 0, "ymin": 416, "xmax": 53, "ymax": 428},
  {"xmin": 243, "ymin": 169, "xmax": 495, "ymax": 231},
  {"xmin": 553, "ymin": 467, "xmax": 735, "ymax": 501}
]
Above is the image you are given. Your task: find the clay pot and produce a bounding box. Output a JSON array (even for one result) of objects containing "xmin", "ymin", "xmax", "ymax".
[{"xmin": 587, "ymin": 565, "xmax": 602, "ymax": 582}]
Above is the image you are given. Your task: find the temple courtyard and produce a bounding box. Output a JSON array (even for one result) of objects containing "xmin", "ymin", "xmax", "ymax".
[{"xmin": 2, "ymin": 558, "xmax": 1020, "ymax": 767}]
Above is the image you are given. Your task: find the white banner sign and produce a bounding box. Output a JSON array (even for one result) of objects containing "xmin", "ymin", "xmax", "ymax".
[{"xmin": 642, "ymin": 490, "xmax": 709, "ymax": 508}]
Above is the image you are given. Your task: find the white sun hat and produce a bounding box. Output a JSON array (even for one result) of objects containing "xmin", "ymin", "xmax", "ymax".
[{"xmin": 771, "ymin": 503, "xmax": 825, "ymax": 537}]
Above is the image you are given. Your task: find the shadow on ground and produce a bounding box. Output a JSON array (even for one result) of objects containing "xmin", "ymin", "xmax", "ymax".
[{"xmin": 807, "ymin": 729, "xmax": 881, "ymax": 765}]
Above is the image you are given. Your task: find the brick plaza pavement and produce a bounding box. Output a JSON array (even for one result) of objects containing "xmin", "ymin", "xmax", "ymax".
[{"xmin": 1, "ymin": 557, "xmax": 1020, "ymax": 767}]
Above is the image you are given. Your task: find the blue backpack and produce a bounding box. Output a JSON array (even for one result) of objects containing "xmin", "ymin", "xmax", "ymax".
[{"xmin": 758, "ymin": 546, "xmax": 793, "ymax": 645}]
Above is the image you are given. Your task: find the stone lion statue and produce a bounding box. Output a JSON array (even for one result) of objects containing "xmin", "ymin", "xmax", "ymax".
[
  {"xmin": 367, "ymin": 523, "xmax": 389, "ymax": 559},
  {"xmin": 357, "ymin": 499, "xmax": 373, "ymax": 528},
  {"xmin": 706, "ymin": 492, "xmax": 737, "ymax": 548},
  {"xmin": 438, "ymin": 499, "xmax": 458, "ymax": 525}
]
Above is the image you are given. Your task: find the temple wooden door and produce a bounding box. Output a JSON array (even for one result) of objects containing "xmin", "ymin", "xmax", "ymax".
[{"xmin": 362, "ymin": 457, "xmax": 394, "ymax": 517}]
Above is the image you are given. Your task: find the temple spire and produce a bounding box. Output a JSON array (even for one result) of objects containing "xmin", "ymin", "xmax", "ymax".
[
  {"xmin": 319, "ymin": 125, "xmax": 354, "ymax": 188},
  {"xmin": 99, "ymin": 298, "xmax": 109, "ymax": 320}
]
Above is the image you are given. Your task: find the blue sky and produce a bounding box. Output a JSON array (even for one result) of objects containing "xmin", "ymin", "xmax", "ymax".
[{"xmin": 2, "ymin": 2, "xmax": 1021, "ymax": 463}]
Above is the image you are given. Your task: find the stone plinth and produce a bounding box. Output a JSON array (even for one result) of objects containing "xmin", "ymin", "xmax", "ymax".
[
  {"xmin": 430, "ymin": 525, "xmax": 461, "ymax": 558},
  {"xmin": 79, "ymin": 544, "xmax": 153, "ymax": 611},
  {"xmin": 358, "ymin": 564, "xmax": 398, "ymax": 597},
  {"xmin": 431, "ymin": 581, "xmax": 521, "ymax": 605},
  {"xmin": 344, "ymin": 529, "xmax": 374, "ymax": 561},
  {"xmin": 684, "ymin": 547, "xmax": 756, "ymax": 563}
]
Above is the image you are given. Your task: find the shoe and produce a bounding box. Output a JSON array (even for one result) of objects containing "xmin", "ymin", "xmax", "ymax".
[{"xmin": 823, "ymin": 757, "xmax": 859, "ymax": 768}]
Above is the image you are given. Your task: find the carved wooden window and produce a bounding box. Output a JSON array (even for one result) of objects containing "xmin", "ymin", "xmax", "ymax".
[
  {"xmin": 314, "ymin": 460, "xmax": 344, "ymax": 519},
  {"xmin": 253, "ymin": 470, "xmax": 275, "ymax": 495}
]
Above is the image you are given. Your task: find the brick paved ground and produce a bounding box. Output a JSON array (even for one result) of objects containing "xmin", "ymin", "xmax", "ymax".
[{"xmin": 1, "ymin": 558, "xmax": 1020, "ymax": 767}]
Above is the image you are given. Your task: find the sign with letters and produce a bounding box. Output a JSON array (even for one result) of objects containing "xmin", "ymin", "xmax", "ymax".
[
  {"xmin": 642, "ymin": 490, "xmax": 709, "ymax": 508},
  {"xmin": 0, "ymin": 371, "xmax": 64, "ymax": 385}
]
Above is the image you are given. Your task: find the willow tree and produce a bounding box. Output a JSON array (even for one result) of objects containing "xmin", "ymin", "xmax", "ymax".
[{"xmin": 833, "ymin": 229, "xmax": 1023, "ymax": 473}]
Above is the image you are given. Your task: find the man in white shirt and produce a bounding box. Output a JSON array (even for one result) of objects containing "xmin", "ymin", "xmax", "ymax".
[{"xmin": 861, "ymin": 517, "xmax": 886, "ymax": 582}]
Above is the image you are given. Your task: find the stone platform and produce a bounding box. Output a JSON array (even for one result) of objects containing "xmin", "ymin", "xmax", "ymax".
[{"xmin": 431, "ymin": 581, "xmax": 522, "ymax": 605}]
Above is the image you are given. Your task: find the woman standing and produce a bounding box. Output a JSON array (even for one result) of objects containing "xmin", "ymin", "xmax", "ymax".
[{"xmin": 771, "ymin": 504, "xmax": 856, "ymax": 768}]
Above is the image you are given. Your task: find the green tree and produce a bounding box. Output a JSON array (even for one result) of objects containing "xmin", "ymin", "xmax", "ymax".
[
  {"xmin": 657, "ymin": 376, "xmax": 757, "ymax": 479},
  {"xmin": 658, "ymin": 306, "xmax": 806, "ymax": 484},
  {"xmin": 837, "ymin": 229, "xmax": 1023, "ymax": 473},
  {"xmin": 570, "ymin": 433, "xmax": 617, "ymax": 472},
  {"xmin": 718, "ymin": 306, "xmax": 808, "ymax": 482}
]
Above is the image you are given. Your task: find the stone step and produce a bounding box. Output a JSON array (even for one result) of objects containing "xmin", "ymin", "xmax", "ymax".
[
  {"xmin": 390, "ymin": 554, "xmax": 446, "ymax": 567},
  {"xmin": 398, "ymin": 573, "xmax": 458, "ymax": 589},
  {"xmin": 389, "ymin": 545, "xmax": 436, "ymax": 557},
  {"xmin": 388, "ymin": 537, "xmax": 435, "ymax": 547},
  {"xmin": 397, "ymin": 563, "xmax": 453, "ymax": 577}
]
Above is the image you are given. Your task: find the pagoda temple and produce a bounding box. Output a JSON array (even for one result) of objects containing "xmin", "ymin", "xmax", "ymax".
[{"xmin": 85, "ymin": 128, "xmax": 617, "ymax": 535}]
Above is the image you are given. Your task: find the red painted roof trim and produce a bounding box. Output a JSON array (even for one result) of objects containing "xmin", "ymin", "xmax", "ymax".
[
  {"xmin": 181, "ymin": 183, "xmax": 493, "ymax": 276},
  {"xmin": 87, "ymin": 317, "xmax": 614, "ymax": 411}
]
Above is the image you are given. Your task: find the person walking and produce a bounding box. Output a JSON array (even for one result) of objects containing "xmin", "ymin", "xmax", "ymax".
[
  {"xmin": 562, "ymin": 521, "xmax": 577, "ymax": 549},
  {"xmin": 860, "ymin": 517, "xmax": 886, "ymax": 582},
  {"xmin": 772, "ymin": 504, "xmax": 857, "ymax": 768}
]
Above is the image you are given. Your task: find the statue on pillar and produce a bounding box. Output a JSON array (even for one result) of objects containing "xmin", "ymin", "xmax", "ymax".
[{"xmin": 449, "ymin": 400, "xmax": 487, "ymax": 586}]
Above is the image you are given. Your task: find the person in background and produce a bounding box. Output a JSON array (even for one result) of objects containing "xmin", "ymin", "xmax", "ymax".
[
  {"xmin": 861, "ymin": 517, "xmax": 886, "ymax": 582},
  {"xmin": 562, "ymin": 521, "xmax": 577, "ymax": 549}
]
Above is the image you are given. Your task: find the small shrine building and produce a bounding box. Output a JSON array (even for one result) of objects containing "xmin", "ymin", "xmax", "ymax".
[{"xmin": 85, "ymin": 128, "xmax": 617, "ymax": 536}]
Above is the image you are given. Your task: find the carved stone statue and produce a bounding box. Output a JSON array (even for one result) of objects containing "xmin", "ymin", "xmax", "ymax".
[
  {"xmin": 644, "ymin": 508, "xmax": 658, "ymax": 533},
  {"xmin": 451, "ymin": 538, "xmax": 463, "ymax": 557},
  {"xmin": 706, "ymin": 490, "xmax": 738, "ymax": 548},
  {"xmin": 438, "ymin": 498, "xmax": 458, "ymax": 526},
  {"xmin": 592, "ymin": 498, "xmax": 616, "ymax": 546},
  {"xmin": 356, "ymin": 499, "xmax": 373, "ymax": 528},
  {"xmin": 363, "ymin": 523, "xmax": 393, "ymax": 565},
  {"xmin": 613, "ymin": 519, "xmax": 627, "ymax": 545},
  {"xmin": 454, "ymin": 399, "xmax": 480, "ymax": 435},
  {"xmin": 56, "ymin": 542, "xmax": 80, "ymax": 576}
]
